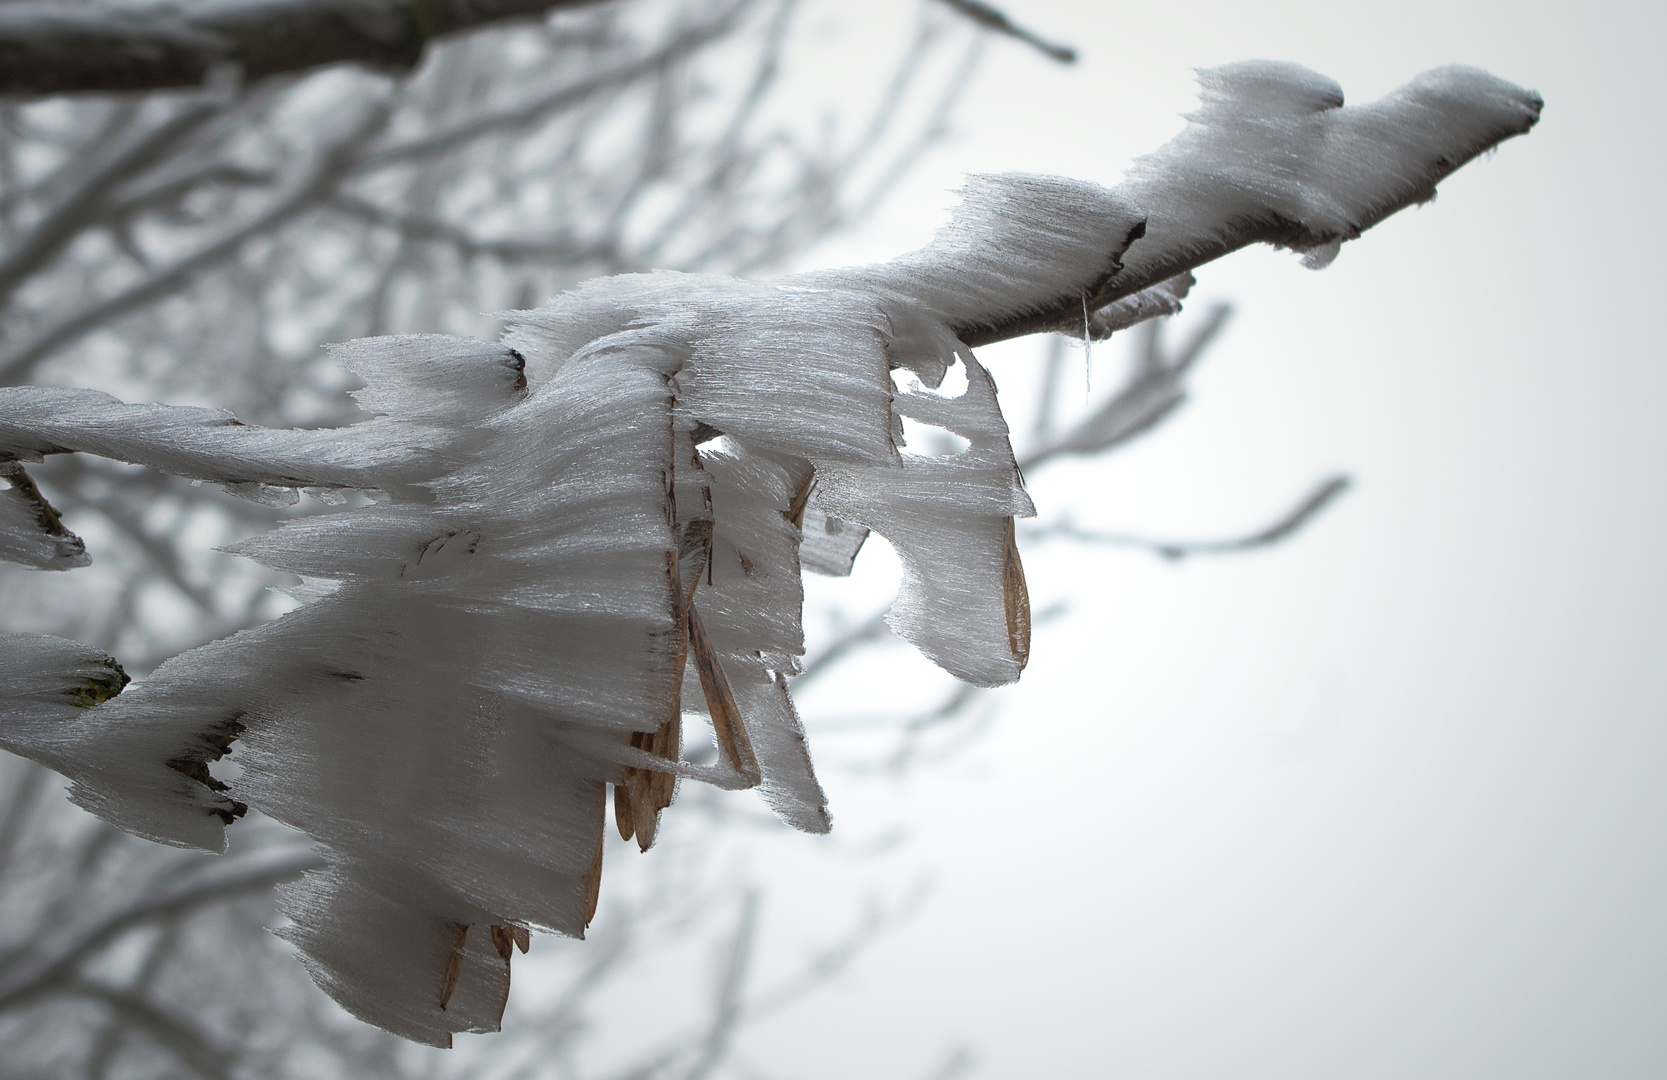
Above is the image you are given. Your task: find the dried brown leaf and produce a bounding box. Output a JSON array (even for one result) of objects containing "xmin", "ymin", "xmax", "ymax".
[
  {"xmin": 687, "ymin": 603, "xmax": 759, "ymax": 784},
  {"xmin": 439, "ymin": 923, "xmax": 468, "ymax": 1010},
  {"xmin": 1003, "ymin": 516, "xmax": 1031, "ymax": 669}
]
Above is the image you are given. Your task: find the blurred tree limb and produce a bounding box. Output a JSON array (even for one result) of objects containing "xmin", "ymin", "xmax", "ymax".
[{"xmin": 0, "ymin": 0, "xmax": 610, "ymax": 96}]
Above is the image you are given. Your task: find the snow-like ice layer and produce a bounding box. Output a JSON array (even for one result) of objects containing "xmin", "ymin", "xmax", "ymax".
[
  {"xmin": 817, "ymin": 355, "xmax": 1034, "ymax": 686},
  {"xmin": 278, "ymin": 860, "xmax": 522, "ymax": 1048},
  {"xmin": 684, "ymin": 441, "xmax": 829, "ymax": 830},
  {"xmin": 946, "ymin": 63, "xmax": 1541, "ymax": 345},
  {"xmin": 0, "ymin": 386, "xmax": 457, "ymax": 496},
  {"xmin": 801, "ymin": 172, "xmax": 1147, "ymax": 347},
  {"xmin": 334, "ymin": 333, "xmax": 532, "ymax": 424},
  {"xmin": 728, "ymin": 661, "xmax": 828, "ymax": 833},
  {"xmin": 509, "ymin": 272, "xmax": 897, "ymax": 465},
  {"xmin": 689, "ymin": 445, "xmax": 806, "ymax": 662},
  {"xmin": 0, "ymin": 632, "xmax": 129, "ymax": 762},
  {"xmin": 798, "ymin": 505, "xmax": 868, "ymax": 577},
  {"xmin": 0, "ymin": 335, "xmax": 685, "ymax": 1043},
  {"xmin": 1101, "ymin": 61, "xmax": 1545, "ymax": 315},
  {"xmin": 0, "ymin": 464, "xmax": 87, "ymax": 570}
]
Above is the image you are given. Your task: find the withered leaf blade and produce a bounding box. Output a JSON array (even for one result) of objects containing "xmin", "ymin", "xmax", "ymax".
[
  {"xmin": 1003, "ymin": 516, "xmax": 1031, "ymax": 669},
  {"xmin": 631, "ymin": 771, "xmax": 658, "ymax": 851},
  {"xmin": 649, "ymin": 711, "xmax": 679, "ymax": 810},
  {"xmin": 582, "ymin": 779, "xmax": 605, "ymax": 926},
  {"xmin": 489, "ymin": 924, "xmax": 514, "ymax": 962},
  {"xmin": 582, "ymin": 835, "xmax": 603, "ymax": 927},
  {"xmin": 0, "ymin": 461, "xmax": 89, "ymax": 569},
  {"xmin": 687, "ymin": 603, "xmax": 760, "ymax": 785},
  {"xmin": 439, "ymin": 923, "xmax": 468, "ymax": 1010},
  {"xmin": 613, "ymin": 782, "xmax": 635, "ymax": 842},
  {"xmin": 620, "ymin": 532, "xmax": 694, "ymax": 852},
  {"xmin": 785, "ymin": 465, "xmax": 815, "ymax": 528},
  {"xmin": 622, "ymin": 709, "xmax": 680, "ymax": 853}
]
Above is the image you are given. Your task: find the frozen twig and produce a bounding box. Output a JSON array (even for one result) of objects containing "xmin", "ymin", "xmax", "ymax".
[{"xmin": 957, "ymin": 66, "xmax": 1542, "ymax": 346}]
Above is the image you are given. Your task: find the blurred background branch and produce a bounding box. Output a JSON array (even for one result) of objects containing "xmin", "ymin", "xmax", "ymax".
[{"xmin": 0, "ymin": 0, "xmax": 608, "ymax": 95}]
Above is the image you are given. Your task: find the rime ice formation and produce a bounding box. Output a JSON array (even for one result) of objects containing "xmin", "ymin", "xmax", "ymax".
[{"xmin": 0, "ymin": 63, "xmax": 1539, "ymax": 1045}]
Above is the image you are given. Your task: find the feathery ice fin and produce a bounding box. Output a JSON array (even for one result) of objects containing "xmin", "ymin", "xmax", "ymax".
[
  {"xmin": 953, "ymin": 62, "xmax": 1542, "ymax": 345},
  {"xmin": 0, "ymin": 461, "xmax": 88, "ymax": 570},
  {"xmin": 0, "ymin": 62, "xmax": 1538, "ymax": 1044},
  {"xmin": 816, "ymin": 353, "xmax": 1035, "ymax": 686}
]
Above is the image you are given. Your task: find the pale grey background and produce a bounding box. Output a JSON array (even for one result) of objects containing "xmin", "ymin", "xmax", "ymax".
[{"xmin": 716, "ymin": 2, "xmax": 1666, "ymax": 1077}]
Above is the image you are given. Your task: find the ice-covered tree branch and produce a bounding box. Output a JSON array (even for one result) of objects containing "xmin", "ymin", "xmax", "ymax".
[
  {"xmin": 0, "ymin": 52, "xmax": 1538, "ymax": 1057},
  {"xmin": 951, "ymin": 63, "xmax": 1543, "ymax": 347}
]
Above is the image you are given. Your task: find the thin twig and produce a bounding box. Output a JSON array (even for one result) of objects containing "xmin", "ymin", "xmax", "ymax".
[
  {"xmin": 350, "ymin": 6, "xmax": 749, "ymax": 172},
  {"xmin": 0, "ymin": 102, "xmax": 392, "ymax": 383},
  {"xmin": 0, "ymin": 844, "xmax": 322, "ymax": 1013},
  {"xmin": 67, "ymin": 976, "xmax": 235, "ymax": 1080},
  {"xmin": 684, "ymin": 892, "xmax": 759, "ymax": 1080},
  {"xmin": 931, "ymin": 0, "xmax": 1077, "ymax": 63},
  {"xmin": 1023, "ymin": 475, "xmax": 1353, "ymax": 561}
]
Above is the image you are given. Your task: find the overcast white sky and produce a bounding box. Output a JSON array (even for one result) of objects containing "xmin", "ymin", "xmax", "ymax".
[{"xmin": 696, "ymin": 2, "xmax": 1667, "ymax": 1077}]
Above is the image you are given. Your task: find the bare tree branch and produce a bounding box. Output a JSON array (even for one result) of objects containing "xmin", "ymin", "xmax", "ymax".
[
  {"xmin": 0, "ymin": 100, "xmax": 391, "ymax": 383},
  {"xmin": 333, "ymin": 192, "xmax": 625, "ymax": 265},
  {"xmin": 0, "ymin": 0, "xmax": 609, "ymax": 96},
  {"xmin": 0, "ymin": 100, "xmax": 222, "ymax": 304},
  {"xmin": 931, "ymin": 0, "xmax": 1076, "ymax": 64},
  {"xmin": 84, "ymin": 919, "xmax": 184, "ymax": 1080},
  {"xmin": 0, "ymin": 762, "xmax": 46, "ymax": 885},
  {"xmin": 0, "ymin": 843, "xmax": 321, "ymax": 1013},
  {"xmin": 683, "ymin": 892, "xmax": 758, "ymax": 1080},
  {"xmin": 796, "ymin": 609, "xmax": 891, "ymax": 688},
  {"xmin": 915, "ymin": 1047, "xmax": 978, "ymax": 1080},
  {"xmin": 1020, "ymin": 302, "xmax": 1231, "ymax": 471},
  {"xmin": 1024, "ymin": 474, "xmax": 1353, "ymax": 560},
  {"xmin": 740, "ymin": 881, "xmax": 928, "ymax": 1026},
  {"xmin": 350, "ymin": 6, "xmax": 748, "ymax": 171},
  {"xmin": 66, "ymin": 976, "xmax": 235, "ymax": 1080}
]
